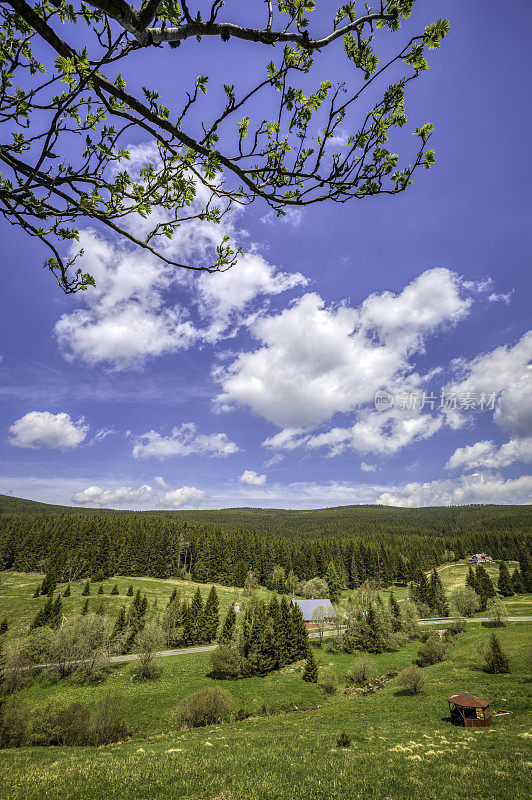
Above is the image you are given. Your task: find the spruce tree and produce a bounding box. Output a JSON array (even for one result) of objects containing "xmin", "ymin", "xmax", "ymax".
[
  {"xmin": 203, "ymin": 586, "xmax": 220, "ymax": 642},
  {"xmin": 466, "ymin": 566, "xmax": 477, "ymax": 592},
  {"xmin": 302, "ymin": 647, "xmax": 318, "ymax": 683},
  {"xmin": 50, "ymin": 594, "xmax": 63, "ymax": 628},
  {"xmin": 63, "ymin": 584, "xmax": 71, "ymax": 597},
  {"xmin": 81, "ymin": 582, "xmax": 90, "ymax": 596},
  {"xmin": 127, "ymin": 584, "xmax": 134, "ymax": 596},
  {"xmin": 517, "ymin": 546, "xmax": 532, "ymax": 592},
  {"xmin": 32, "ymin": 586, "xmax": 40, "ymax": 598},
  {"xmin": 96, "ymin": 603, "xmax": 105, "ymax": 615},
  {"xmin": 0, "ymin": 618, "xmax": 8, "ymax": 635},
  {"xmin": 81, "ymin": 598, "xmax": 89, "ymax": 616},
  {"xmin": 511, "ymin": 568, "xmax": 524, "ymax": 594},
  {"xmin": 324, "ymin": 561, "xmax": 342, "ymax": 603},
  {"xmin": 112, "ymin": 605, "xmax": 127, "ymax": 637},
  {"xmin": 98, "ymin": 585, "xmax": 104, "ymax": 595},
  {"xmin": 483, "ymin": 632, "xmax": 510, "ymax": 674},
  {"xmin": 430, "ymin": 568, "xmax": 449, "ymax": 616},
  {"xmin": 30, "ymin": 595, "xmax": 54, "ymax": 631},
  {"xmin": 278, "ymin": 595, "xmax": 292, "ymax": 666},
  {"xmin": 388, "ymin": 591, "xmax": 401, "ymax": 631},
  {"xmin": 40, "ymin": 570, "xmax": 57, "ymax": 596},
  {"xmin": 110, "ymin": 584, "xmax": 119, "ymax": 595},
  {"xmin": 219, "ymin": 603, "xmax": 237, "ymax": 644},
  {"xmin": 497, "ymin": 563, "xmax": 514, "ymax": 597},
  {"xmin": 260, "ymin": 620, "xmax": 278, "ymax": 674},
  {"xmin": 190, "ymin": 588, "xmax": 205, "ymax": 644},
  {"xmin": 168, "ymin": 588, "xmax": 177, "ymax": 605},
  {"xmin": 289, "ymin": 604, "xmax": 309, "ymax": 661}
]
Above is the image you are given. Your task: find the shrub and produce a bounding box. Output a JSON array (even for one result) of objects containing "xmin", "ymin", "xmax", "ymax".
[
  {"xmin": 210, "ymin": 645, "xmax": 244, "ymax": 679},
  {"xmin": 448, "ymin": 616, "xmax": 467, "ymax": 635},
  {"xmin": 481, "ymin": 632, "xmax": 510, "ymax": 674},
  {"xmin": 416, "ymin": 635, "xmax": 451, "ymax": 666},
  {"xmin": 484, "ymin": 597, "xmax": 506, "ymax": 628},
  {"xmin": 318, "ymin": 670, "xmax": 338, "ymax": 695},
  {"xmin": 0, "ymin": 701, "xmax": 31, "ymax": 748},
  {"xmin": 55, "ymin": 703, "xmax": 91, "ymax": 745},
  {"xmin": 2, "ymin": 650, "xmax": 35, "ymax": 693},
  {"xmin": 337, "ymin": 731, "xmax": 351, "ymax": 748},
  {"xmin": 89, "ymin": 692, "xmax": 129, "ymax": 745},
  {"xmin": 397, "ymin": 665, "xmax": 426, "ymax": 695},
  {"xmin": 346, "ymin": 657, "xmax": 372, "ymax": 686},
  {"xmin": 179, "ymin": 687, "xmax": 234, "ymax": 729},
  {"xmin": 449, "ymin": 586, "xmax": 480, "ymax": 617}
]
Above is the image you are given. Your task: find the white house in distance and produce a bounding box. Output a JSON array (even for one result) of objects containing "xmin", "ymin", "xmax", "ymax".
[
  {"xmin": 290, "ymin": 598, "xmax": 336, "ymax": 629},
  {"xmin": 467, "ymin": 553, "xmax": 493, "ymax": 565}
]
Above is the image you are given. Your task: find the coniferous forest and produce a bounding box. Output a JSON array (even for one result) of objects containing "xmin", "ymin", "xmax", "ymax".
[{"xmin": 0, "ymin": 495, "xmax": 530, "ymax": 589}]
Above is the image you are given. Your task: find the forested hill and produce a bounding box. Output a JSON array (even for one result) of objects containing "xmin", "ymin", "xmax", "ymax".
[
  {"xmin": 1, "ymin": 494, "xmax": 530, "ymax": 589},
  {"xmin": 1, "ymin": 493, "xmax": 531, "ymax": 538}
]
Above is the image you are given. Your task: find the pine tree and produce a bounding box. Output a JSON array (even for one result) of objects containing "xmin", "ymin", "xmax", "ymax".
[
  {"xmin": 112, "ymin": 605, "xmax": 127, "ymax": 637},
  {"xmin": 0, "ymin": 618, "xmax": 8, "ymax": 635},
  {"xmin": 483, "ymin": 632, "xmax": 510, "ymax": 674},
  {"xmin": 289, "ymin": 604, "xmax": 309, "ymax": 661},
  {"xmin": 50, "ymin": 594, "xmax": 63, "ymax": 628},
  {"xmin": 302, "ymin": 647, "xmax": 318, "ymax": 683},
  {"xmin": 96, "ymin": 603, "xmax": 105, "ymax": 615},
  {"xmin": 260, "ymin": 620, "xmax": 278, "ymax": 674},
  {"xmin": 98, "ymin": 585, "xmax": 104, "ymax": 595},
  {"xmin": 511, "ymin": 568, "xmax": 524, "ymax": 594},
  {"xmin": 63, "ymin": 584, "xmax": 71, "ymax": 597},
  {"xmin": 30, "ymin": 595, "xmax": 54, "ymax": 631},
  {"xmin": 278, "ymin": 595, "xmax": 292, "ymax": 666},
  {"xmin": 81, "ymin": 598, "xmax": 89, "ymax": 616},
  {"xmin": 190, "ymin": 587, "xmax": 205, "ymax": 644},
  {"xmin": 219, "ymin": 603, "xmax": 237, "ymax": 644},
  {"xmin": 40, "ymin": 570, "xmax": 57, "ymax": 596},
  {"xmin": 497, "ymin": 563, "xmax": 514, "ymax": 597},
  {"xmin": 168, "ymin": 587, "xmax": 177, "ymax": 605},
  {"xmin": 517, "ymin": 545, "xmax": 532, "ymax": 592},
  {"xmin": 324, "ymin": 561, "xmax": 342, "ymax": 603},
  {"xmin": 203, "ymin": 586, "xmax": 220, "ymax": 642},
  {"xmin": 466, "ymin": 566, "xmax": 477, "ymax": 592},
  {"xmin": 127, "ymin": 584, "xmax": 134, "ymax": 596},
  {"xmin": 429, "ymin": 568, "xmax": 449, "ymax": 616},
  {"xmin": 81, "ymin": 582, "xmax": 90, "ymax": 596},
  {"xmin": 111, "ymin": 584, "xmax": 119, "ymax": 595},
  {"xmin": 32, "ymin": 586, "xmax": 40, "ymax": 598},
  {"xmin": 388, "ymin": 591, "xmax": 401, "ymax": 631}
]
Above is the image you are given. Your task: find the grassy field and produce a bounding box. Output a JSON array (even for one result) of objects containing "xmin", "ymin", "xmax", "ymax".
[
  {"xmin": 0, "ymin": 623, "xmax": 530, "ymax": 800},
  {"xmin": 0, "ymin": 562, "xmax": 530, "ymax": 647},
  {"xmin": 0, "ymin": 572, "xmax": 274, "ymax": 646}
]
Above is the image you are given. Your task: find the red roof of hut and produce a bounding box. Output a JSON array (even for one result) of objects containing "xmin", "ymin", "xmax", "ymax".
[{"xmin": 447, "ymin": 694, "xmax": 490, "ymax": 708}]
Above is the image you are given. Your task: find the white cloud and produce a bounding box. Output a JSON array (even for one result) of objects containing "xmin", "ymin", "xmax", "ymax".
[
  {"xmin": 133, "ymin": 422, "xmax": 238, "ymax": 460},
  {"xmin": 376, "ymin": 472, "xmax": 532, "ymax": 507},
  {"xmin": 360, "ymin": 462, "xmax": 377, "ymax": 472},
  {"xmin": 159, "ymin": 485, "xmax": 206, "ymax": 508},
  {"xmin": 154, "ymin": 475, "xmax": 169, "ymax": 490},
  {"xmin": 215, "ymin": 269, "xmax": 470, "ymax": 433},
  {"xmin": 488, "ymin": 291, "xmax": 512, "ymax": 304},
  {"xmin": 240, "ymin": 470, "xmax": 267, "ymax": 486},
  {"xmin": 72, "ymin": 484, "xmax": 153, "ymax": 505},
  {"xmin": 446, "ymin": 437, "xmax": 532, "ymax": 471},
  {"xmin": 8, "ymin": 411, "xmax": 88, "ymax": 450}
]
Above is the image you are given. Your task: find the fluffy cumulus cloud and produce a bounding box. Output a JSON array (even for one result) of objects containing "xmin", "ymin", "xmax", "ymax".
[
  {"xmin": 376, "ymin": 472, "xmax": 532, "ymax": 507},
  {"xmin": 133, "ymin": 422, "xmax": 238, "ymax": 460},
  {"xmin": 240, "ymin": 470, "xmax": 267, "ymax": 486},
  {"xmin": 8, "ymin": 411, "xmax": 88, "ymax": 450},
  {"xmin": 446, "ymin": 437, "xmax": 532, "ymax": 471},
  {"xmin": 216, "ymin": 268, "xmax": 469, "ymax": 454},
  {"xmin": 444, "ymin": 331, "xmax": 532, "ymax": 471},
  {"xmin": 159, "ymin": 485, "xmax": 206, "ymax": 508},
  {"xmin": 54, "ymin": 144, "xmax": 306, "ymax": 370},
  {"xmin": 72, "ymin": 484, "xmax": 153, "ymax": 505}
]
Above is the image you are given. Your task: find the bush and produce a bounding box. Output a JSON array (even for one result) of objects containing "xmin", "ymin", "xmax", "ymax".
[
  {"xmin": 318, "ymin": 670, "xmax": 338, "ymax": 695},
  {"xmin": 0, "ymin": 701, "xmax": 31, "ymax": 748},
  {"xmin": 481, "ymin": 632, "xmax": 510, "ymax": 674},
  {"xmin": 484, "ymin": 597, "xmax": 506, "ymax": 628},
  {"xmin": 449, "ymin": 586, "xmax": 480, "ymax": 617},
  {"xmin": 179, "ymin": 687, "xmax": 234, "ymax": 729},
  {"xmin": 337, "ymin": 731, "xmax": 351, "ymax": 748},
  {"xmin": 416, "ymin": 635, "xmax": 451, "ymax": 666},
  {"xmin": 448, "ymin": 616, "xmax": 467, "ymax": 635},
  {"xmin": 346, "ymin": 657, "xmax": 372, "ymax": 686},
  {"xmin": 55, "ymin": 703, "xmax": 91, "ymax": 745},
  {"xmin": 89, "ymin": 692, "xmax": 129, "ymax": 745},
  {"xmin": 397, "ymin": 665, "xmax": 426, "ymax": 695},
  {"xmin": 210, "ymin": 645, "xmax": 244, "ymax": 679}
]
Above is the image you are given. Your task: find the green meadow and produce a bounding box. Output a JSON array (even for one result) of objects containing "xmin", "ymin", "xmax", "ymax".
[{"xmin": 0, "ymin": 623, "xmax": 530, "ymax": 800}]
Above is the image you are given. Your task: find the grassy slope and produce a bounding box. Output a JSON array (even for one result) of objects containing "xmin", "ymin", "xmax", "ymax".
[
  {"xmin": 1, "ymin": 563, "xmax": 531, "ymax": 646},
  {"xmin": 1, "ymin": 624, "xmax": 531, "ymax": 800}
]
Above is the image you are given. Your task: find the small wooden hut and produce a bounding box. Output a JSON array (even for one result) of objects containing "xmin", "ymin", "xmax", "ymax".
[{"xmin": 447, "ymin": 694, "xmax": 492, "ymax": 727}]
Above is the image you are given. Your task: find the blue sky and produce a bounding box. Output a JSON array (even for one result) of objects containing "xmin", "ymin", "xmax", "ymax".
[{"xmin": 1, "ymin": 0, "xmax": 531, "ymax": 509}]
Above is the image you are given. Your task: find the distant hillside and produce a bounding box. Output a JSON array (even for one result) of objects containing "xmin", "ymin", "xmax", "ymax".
[{"xmin": 1, "ymin": 493, "xmax": 531, "ymax": 538}]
